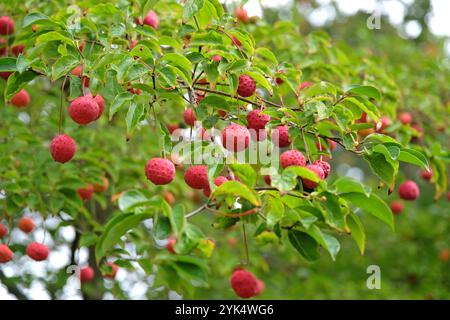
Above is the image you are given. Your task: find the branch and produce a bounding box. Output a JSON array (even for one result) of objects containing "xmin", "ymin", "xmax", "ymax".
[{"xmin": 0, "ymin": 270, "xmax": 28, "ymax": 300}]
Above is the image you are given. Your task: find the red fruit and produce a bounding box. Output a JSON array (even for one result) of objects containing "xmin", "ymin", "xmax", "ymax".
[
  {"xmin": 69, "ymin": 96, "xmax": 100, "ymax": 125},
  {"xmin": 222, "ymin": 124, "xmax": 250, "ymax": 152},
  {"xmin": 129, "ymin": 39, "xmax": 138, "ymax": 49},
  {"xmin": 439, "ymin": 249, "xmax": 449, "ymax": 263},
  {"xmin": 264, "ymin": 175, "xmax": 271, "ymax": 186},
  {"xmin": 398, "ymin": 112, "xmax": 412, "ymax": 125},
  {"xmin": 302, "ymin": 164, "xmax": 325, "ymax": 189},
  {"xmin": 0, "ymin": 223, "xmax": 8, "ymax": 239},
  {"xmin": 18, "ymin": 217, "xmax": 35, "ymax": 233},
  {"xmin": 275, "ymin": 77, "xmax": 284, "ymax": 85},
  {"xmin": 203, "ymin": 185, "xmax": 211, "ymax": 198},
  {"xmin": 255, "ymin": 279, "xmax": 265, "ymax": 295},
  {"xmin": 102, "ymin": 262, "xmax": 118, "ymax": 279},
  {"xmin": 184, "ymin": 108, "xmax": 196, "ymax": 126},
  {"xmin": 390, "ymin": 201, "xmax": 404, "ymax": 215},
  {"xmin": 143, "ymin": 10, "xmax": 158, "ymax": 29},
  {"xmin": 79, "ymin": 266, "xmax": 95, "ymax": 283},
  {"xmin": 93, "ymin": 176, "xmax": 109, "ymax": 193},
  {"xmin": 167, "ymin": 124, "xmax": 179, "ymax": 134},
  {"xmin": 299, "ymin": 81, "xmax": 313, "ymax": 91},
  {"xmin": 0, "ymin": 16, "xmax": 14, "ymax": 35},
  {"xmin": 82, "ymin": 76, "xmax": 90, "ymax": 88},
  {"xmin": 11, "ymin": 44, "xmax": 25, "ymax": 56},
  {"xmin": 77, "ymin": 184, "xmax": 94, "ymax": 200},
  {"xmin": 163, "ymin": 191, "xmax": 175, "ymax": 205},
  {"xmin": 26, "ymin": 242, "xmax": 49, "ymax": 261},
  {"xmin": 398, "ymin": 180, "xmax": 420, "ymax": 201},
  {"xmin": 71, "ymin": 64, "xmax": 83, "ymax": 76},
  {"xmin": 358, "ymin": 112, "xmax": 368, "ymax": 123},
  {"xmin": 376, "ymin": 116, "xmax": 391, "ymax": 132},
  {"xmin": 313, "ymin": 160, "xmax": 331, "ymax": 178},
  {"xmin": 231, "ymin": 36, "xmax": 241, "ymax": 47},
  {"xmin": 0, "ymin": 244, "xmax": 13, "ymax": 263},
  {"xmin": 50, "ymin": 134, "xmax": 77, "ymax": 163},
  {"xmin": 250, "ymin": 128, "xmax": 268, "ymax": 141},
  {"xmin": 184, "ymin": 165, "xmax": 208, "ymax": 189},
  {"xmin": 86, "ymin": 93, "xmax": 105, "ymax": 120},
  {"xmin": 230, "ymin": 269, "xmax": 259, "ymax": 298},
  {"xmin": 420, "ymin": 169, "xmax": 432, "ymax": 181},
  {"xmin": 128, "ymin": 87, "xmax": 141, "ymax": 95},
  {"xmin": 145, "ymin": 158, "xmax": 176, "ymax": 185},
  {"xmin": 11, "ymin": 89, "xmax": 30, "ymax": 107},
  {"xmin": 0, "ymin": 71, "xmax": 12, "ymax": 80},
  {"xmin": 235, "ymin": 7, "xmax": 249, "ymax": 23},
  {"xmin": 214, "ymin": 176, "xmax": 228, "ymax": 186},
  {"xmin": 237, "ymin": 75, "xmax": 256, "ymax": 97},
  {"xmin": 280, "ymin": 150, "xmax": 306, "ymax": 169},
  {"xmin": 167, "ymin": 238, "xmax": 176, "ymax": 254},
  {"xmin": 247, "ymin": 109, "xmax": 270, "ymax": 130},
  {"xmin": 212, "ymin": 55, "xmax": 222, "ymax": 62},
  {"xmin": 272, "ymin": 126, "xmax": 291, "ymax": 148},
  {"xmin": 79, "ymin": 40, "xmax": 86, "ymax": 52}
]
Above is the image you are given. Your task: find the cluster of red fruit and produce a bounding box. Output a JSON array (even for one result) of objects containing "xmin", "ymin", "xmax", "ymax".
[
  {"xmin": 0, "ymin": 217, "xmax": 49, "ymax": 263},
  {"xmin": 79, "ymin": 261, "xmax": 119, "ymax": 283}
]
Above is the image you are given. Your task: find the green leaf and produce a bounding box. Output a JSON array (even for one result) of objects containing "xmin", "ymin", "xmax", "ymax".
[
  {"xmin": 346, "ymin": 85, "xmax": 382, "ymax": 101},
  {"xmin": 288, "ymin": 230, "xmax": 320, "ymax": 262},
  {"xmin": 255, "ymin": 47, "xmax": 278, "ymax": 65},
  {"xmin": 0, "ymin": 57, "xmax": 17, "ymax": 72},
  {"xmin": 333, "ymin": 176, "xmax": 371, "ymax": 196},
  {"xmin": 51, "ymin": 55, "xmax": 80, "ymax": 80},
  {"xmin": 228, "ymin": 164, "xmax": 257, "ymax": 187},
  {"xmin": 79, "ymin": 232, "xmax": 98, "ymax": 248},
  {"xmin": 125, "ymin": 102, "xmax": 145, "ymax": 135},
  {"xmin": 346, "ymin": 213, "xmax": 366, "ymax": 255},
  {"xmin": 5, "ymin": 71, "xmax": 38, "ymax": 99},
  {"xmin": 398, "ymin": 148, "xmax": 429, "ymax": 170},
  {"xmin": 305, "ymin": 225, "xmax": 340, "ymax": 261},
  {"xmin": 170, "ymin": 204, "xmax": 186, "ymax": 236},
  {"xmin": 342, "ymin": 97, "xmax": 380, "ymax": 122},
  {"xmin": 183, "ymin": 0, "xmax": 205, "ymax": 20},
  {"xmin": 118, "ymin": 190, "xmax": 148, "ymax": 212},
  {"xmin": 36, "ymin": 31, "xmax": 74, "ymax": 46},
  {"xmin": 363, "ymin": 151, "xmax": 397, "ymax": 190},
  {"xmin": 109, "ymin": 92, "xmax": 134, "ymax": 120},
  {"xmin": 341, "ymin": 192, "xmax": 394, "ymax": 230},
  {"xmin": 212, "ymin": 181, "xmax": 261, "ymax": 207},
  {"xmin": 22, "ymin": 12, "xmax": 62, "ymax": 28},
  {"xmin": 246, "ymin": 70, "xmax": 273, "ymax": 95},
  {"xmin": 264, "ymin": 195, "xmax": 285, "ymax": 228},
  {"xmin": 16, "ymin": 54, "xmax": 29, "ymax": 74}
]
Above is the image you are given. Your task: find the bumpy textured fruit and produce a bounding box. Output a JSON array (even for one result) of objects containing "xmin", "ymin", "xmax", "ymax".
[
  {"xmin": 214, "ymin": 176, "xmax": 228, "ymax": 186},
  {"xmin": 398, "ymin": 112, "xmax": 412, "ymax": 125},
  {"xmin": 69, "ymin": 96, "xmax": 100, "ymax": 125},
  {"xmin": 0, "ymin": 223, "xmax": 8, "ymax": 239},
  {"xmin": 145, "ymin": 158, "xmax": 176, "ymax": 185},
  {"xmin": 313, "ymin": 160, "xmax": 331, "ymax": 178},
  {"xmin": 302, "ymin": 164, "xmax": 325, "ymax": 189},
  {"xmin": 390, "ymin": 201, "xmax": 404, "ymax": 215},
  {"xmin": 102, "ymin": 262, "xmax": 118, "ymax": 279},
  {"xmin": 167, "ymin": 238, "xmax": 176, "ymax": 254},
  {"xmin": 280, "ymin": 150, "xmax": 306, "ymax": 169},
  {"xmin": 26, "ymin": 242, "xmax": 49, "ymax": 261},
  {"xmin": 235, "ymin": 7, "xmax": 249, "ymax": 23},
  {"xmin": 11, "ymin": 89, "xmax": 30, "ymax": 107},
  {"xmin": 11, "ymin": 44, "xmax": 25, "ymax": 56},
  {"xmin": 184, "ymin": 108, "xmax": 196, "ymax": 126},
  {"xmin": 184, "ymin": 165, "xmax": 208, "ymax": 189},
  {"xmin": 79, "ymin": 266, "xmax": 95, "ymax": 283},
  {"xmin": 247, "ymin": 109, "xmax": 270, "ymax": 130},
  {"xmin": 398, "ymin": 180, "xmax": 420, "ymax": 201},
  {"xmin": 50, "ymin": 134, "xmax": 77, "ymax": 163},
  {"xmin": 255, "ymin": 279, "xmax": 265, "ymax": 296},
  {"xmin": 0, "ymin": 16, "xmax": 14, "ymax": 35},
  {"xmin": 230, "ymin": 269, "xmax": 259, "ymax": 298},
  {"xmin": 18, "ymin": 217, "xmax": 35, "ymax": 233},
  {"xmin": 143, "ymin": 10, "xmax": 158, "ymax": 29},
  {"xmin": 78, "ymin": 184, "xmax": 94, "ymax": 200},
  {"xmin": 86, "ymin": 93, "xmax": 105, "ymax": 120},
  {"xmin": 420, "ymin": 169, "xmax": 432, "ymax": 181},
  {"xmin": 272, "ymin": 126, "xmax": 291, "ymax": 148},
  {"xmin": 222, "ymin": 124, "xmax": 250, "ymax": 152},
  {"xmin": 0, "ymin": 244, "xmax": 13, "ymax": 263},
  {"xmin": 93, "ymin": 176, "xmax": 109, "ymax": 193},
  {"xmin": 237, "ymin": 75, "xmax": 256, "ymax": 97}
]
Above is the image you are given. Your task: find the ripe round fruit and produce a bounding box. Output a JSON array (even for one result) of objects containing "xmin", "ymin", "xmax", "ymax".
[
  {"xmin": 235, "ymin": 7, "xmax": 249, "ymax": 23},
  {"xmin": 212, "ymin": 55, "xmax": 222, "ymax": 62},
  {"xmin": 214, "ymin": 176, "xmax": 228, "ymax": 186},
  {"xmin": 167, "ymin": 237, "xmax": 176, "ymax": 254},
  {"xmin": 102, "ymin": 262, "xmax": 119, "ymax": 279},
  {"xmin": 71, "ymin": 64, "xmax": 83, "ymax": 76},
  {"xmin": 11, "ymin": 89, "xmax": 30, "ymax": 108},
  {"xmin": 184, "ymin": 165, "xmax": 208, "ymax": 189},
  {"xmin": 50, "ymin": 134, "xmax": 77, "ymax": 163},
  {"xmin": 78, "ymin": 184, "xmax": 94, "ymax": 200},
  {"xmin": 0, "ymin": 223, "xmax": 8, "ymax": 239},
  {"xmin": 221, "ymin": 124, "xmax": 250, "ymax": 152},
  {"xmin": 203, "ymin": 185, "xmax": 211, "ymax": 198},
  {"xmin": 302, "ymin": 164, "xmax": 325, "ymax": 189},
  {"xmin": 255, "ymin": 279, "xmax": 265, "ymax": 296},
  {"xmin": 11, "ymin": 44, "xmax": 25, "ymax": 56},
  {"xmin": 0, "ymin": 244, "xmax": 13, "ymax": 263},
  {"xmin": 272, "ymin": 126, "xmax": 291, "ymax": 148},
  {"xmin": 145, "ymin": 158, "xmax": 176, "ymax": 185},
  {"xmin": 230, "ymin": 269, "xmax": 258, "ymax": 299},
  {"xmin": 313, "ymin": 160, "xmax": 331, "ymax": 178},
  {"xmin": 0, "ymin": 16, "xmax": 14, "ymax": 35},
  {"xmin": 184, "ymin": 108, "xmax": 196, "ymax": 126},
  {"xmin": 237, "ymin": 75, "xmax": 256, "ymax": 97},
  {"xmin": 247, "ymin": 109, "xmax": 270, "ymax": 130},
  {"xmin": 280, "ymin": 150, "xmax": 306, "ymax": 169},
  {"xmin": 86, "ymin": 93, "xmax": 105, "ymax": 120},
  {"xmin": 167, "ymin": 124, "xmax": 179, "ymax": 134},
  {"xmin": 18, "ymin": 217, "xmax": 35, "ymax": 233},
  {"xmin": 79, "ymin": 266, "xmax": 95, "ymax": 283},
  {"xmin": 390, "ymin": 201, "xmax": 404, "ymax": 215},
  {"xmin": 398, "ymin": 180, "xmax": 420, "ymax": 201},
  {"xmin": 93, "ymin": 176, "xmax": 109, "ymax": 193},
  {"xmin": 420, "ymin": 169, "xmax": 432, "ymax": 181},
  {"xmin": 143, "ymin": 10, "xmax": 158, "ymax": 29},
  {"xmin": 69, "ymin": 96, "xmax": 100, "ymax": 125},
  {"xmin": 398, "ymin": 112, "xmax": 412, "ymax": 125},
  {"xmin": 26, "ymin": 242, "xmax": 49, "ymax": 261}
]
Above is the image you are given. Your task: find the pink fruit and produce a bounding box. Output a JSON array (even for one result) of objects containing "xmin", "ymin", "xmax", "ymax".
[
  {"xmin": 230, "ymin": 269, "xmax": 259, "ymax": 299},
  {"xmin": 212, "ymin": 55, "xmax": 222, "ymax": 62},
  {"xmin": 235, "ymin": 7, "xmax": 249, "ymax": 23},
  {"xmin": 376, "ymin": 116, "xmax": 391, "ymax": 132},
  {"xmin": 420, "ymin": 169, "xmax": 432, "ymax": 181},
  {"xmin": 247, "ymin": 109, "xmax": 270, "ymax": 130},
  {"xmin": 86, "ymin": 93, "xmax": 105, "ymax": 120},
  {"xmin": 11, "ymin": 89, "xmax": 30, "ymax": 107},
  {"xmin": 272, "ymin": 126, "xmax": 291, "ymax": 148},
  {"xmin": 237, "ymin": 75, "xmax": 256, "ymax": 97},
  {"xmin": 280, "ymin": 150, "xmax": 306, "ymax": 169},
  {"xmin": 71, "ymin": 64, "xmax": 83, "ymax": 76},
  {"xmin": 50, "ymin": 134, "xmax": 77, "ymax": 163},
  {"xmin": 0, "ymin": 223, "xmax": 7, "ymax": 239},
  {"xmin": 69, "ymin": 96, "xmax": 100, "ymax": 125},
  {"xmin": 145, "ymin": 158, "xmax": 176, "ymax": 185},
  {"xmin": 390, "ymin": 201, "xmax": 404, "ymax": 215},
  {"xmin": 184, "ymin": 108, "xmax": 196, "ymax": 126},
  {"xmin": 26, "ymin": 242, "xmax": 49, "ymax": 261},
  {"xmin": 0, "ymin": 16, "xmax": 14, "ymax": 35},
  {"xmin": 79, "ymin": 266, "xmax": 95, "ymax": 283},
  {"xmin": 313, "ymin": 160, "xmax": 331, "ymax": 178},
  {"xmin": 398, "ymin": 180, "xmax": 420, "ymax": 201},
  {"xmin": 398, "ymin": 112, "xmax": 412, "ymax": 125},
  {"xmin": 231, "ymin": 36, "xmax": 241, "ymax": 47},
  {"xmin": 184, "ymin": 165, "xmax": 208, "ymax": 189},
  {"xmin": 214, "ymin": 176, "xmax": 228, "ymax": 186},
  {"xmin": 222, "ymin": 124, "xmax": 251, "ymax": 152},
  {"xmin": 302, "ymin": 164, "xmax": 325, "ymax": 189},
  {"xmin": 299, "ymin": 81, "xmax": 313, "ymax": 91},
  {"xmin": 143, "ymin": 10, "xmax": 158, "ymax": 29}
]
